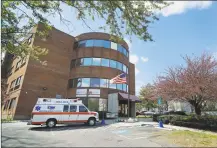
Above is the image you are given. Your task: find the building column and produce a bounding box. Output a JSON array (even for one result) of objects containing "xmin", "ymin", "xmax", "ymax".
[{"xmin": 130, "ymin": 102, "xmax": 136, "ymax": 118}]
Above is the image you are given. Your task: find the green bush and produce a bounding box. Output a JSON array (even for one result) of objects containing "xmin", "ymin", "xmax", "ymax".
[
  {"xmin": 136, "ymin": 115, "xmax": 152, "ymax": 118},
  {"xmin": 170, "ymin": 115, "xmax": 217, "ymax": 132},
  {"xmin": 157, "ymin": 115, "xmax": 184, "ymax": 124}
]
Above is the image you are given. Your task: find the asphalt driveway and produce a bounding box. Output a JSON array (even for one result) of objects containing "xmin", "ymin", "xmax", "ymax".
[{"xmin": 2, "ymin": 121, "xmax": 177, "ymax": 147}]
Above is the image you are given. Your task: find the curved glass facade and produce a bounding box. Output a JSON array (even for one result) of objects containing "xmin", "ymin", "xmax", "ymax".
[
  {"xmin": 68, "ymin": 77, "xmax": 128, "ymax": 92},
  {"xmin": 71, "ymin": 58, "xmax": 129, "ymax": 74},
  {"xmin": 76, "ymin": 39, "xmax": 129, "ymax": 58}
]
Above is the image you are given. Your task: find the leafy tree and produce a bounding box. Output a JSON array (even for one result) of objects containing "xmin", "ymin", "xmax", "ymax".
[
  {"xmin": 155, "ymin": 53, "xmax": 217, "ymax": 115},
  {"xmin": 138, "ymin": 84, "xmax": 157, "ymax": 111},
  {"xmin": 2, "ymin": 0, "xmax": 169, "ymax": 60}
]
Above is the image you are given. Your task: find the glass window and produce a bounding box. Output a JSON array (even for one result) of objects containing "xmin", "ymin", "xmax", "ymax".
[
  {"xmin": 100, "ymin": 79, "xmax": 108, "ymax": 88},
  {"xmin": 117, "ymin": 44, "xmax": 123, "ymax": 53},
  {"xmin": 63, "ymin": 105, "xmax": 69, "ymax": 112},
  {"xmin": 79, "ymin": 105, "xmax": 88, "ymax": 112},
  {"xmin": 70, "ymin": 59, "xmax": 76, "ymax": 69},
  {"xmin": 15, "ymin": 60, "xmax": 21, "ymax": 69},
  {"xmin": 99, "ymin": 98, "xmax": 107, "ymax": 111},
  {"xmin": 76, "ymin": 58, "xmax": 83, "ymax": 66},
  {"xmin": 76, "ymin": 78, "xmax": 82, "ymax": 87},
  {"xmin": 117, "ymin": 84, "xmax": 123, "ymax": 90},
  {"xmin": 86, "ymin": 40, "xmax": 94, "ymax": 47},
  {"xmin": 117, "ymin": 62, "xmax": 123, "ymax": 71},
  {"xmin": 70, "ymin": 105, "xmax": 77, "ymax": 112},
  {"xmin": 123, "ymin": 84, "xmax": 127, "ymax": 92},
  {"xmin": 83, "ymin": 58, "xmax": 92, "ymax": 66},
  {"xmin": 94, "ymin": 40, "xmax": 103, "ymax": 47},
  {"xmin": 110, "ymin": 60, "xmax": 116, "ymax": 68},
  {"xmin": 123, "ymin": 65, "xmax": 127, "ymax": 73},
  {"xmin": 81, "ymin": 78, "xmax": 90, "ymax": 87},
  {"xmin": 79, "ymin": 98, "xmax": 88, "ymax": 107},
  {"xmin": 126, "ymin": 85, "xmax": 128, "ymax": 92},
  {"xmin": 126, "ymin": 51, "xmax": 129, "ymax": 57},
  {"xmin": 92, "ymin": 58, "xmax": 101, "ymax": 66},
  {"xmin": 78, "ymin": 40, "xmax": 86, "ymax": 48},
  {"xmin": 10, "ymin": 80, "xmax": 15, "ymax": 88},
  {"xmin": 103, "ymin": 40, "xmax": 111, "ymax": 48},
  {"xmin": 88, "ymin": 98, "xmax": 99, "ymax": 112},
  {"xmin": 126, "ymin": 67, "xmax": 128, "ymax": 74},
  {"xmin": 123, "ymin": 47, "xmax": 127, "ymax": 56},
  {"xmin": 15, "ymin": 76, "xmax": 22, "ymax": 86},
  {"xmin": 101, "ymin": 58, "xmax": 109, "ymax": 67},
  {"xmin": 90, "ymin": 78, "xmax": 100, "ymax": 87},
  {"xmin": 111, "ymin": 42, "xmax": 117, "ymax": 50},
  {"xmin": 109, "ymin": 83, "xmax": 116, "ymax": 89}
]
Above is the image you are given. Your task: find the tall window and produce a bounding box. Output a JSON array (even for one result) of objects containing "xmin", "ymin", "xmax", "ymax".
[
  {"xmin": 117, "ymin": 44, "xmax": 123, "ymax": 53},
  {"xmin": 117, "ymin": 84, "xmax": 123, "ymax": 90},
  {"xmin": 76, "ymin": 58, "xmax": 83, "ymax": 66},
  {"xmin": 117, "ymin": 62, "xmax": 123, "ymax": 71},
  {"xmin": 88, "ymin": 98, "xmax": 99, "ymax": 111},
  {"xmin": 101, "ymin": 58, "xmax": 109, "ymax": 67},
  {"xmin": 15, "ymin": 76, "xmax": 22, "ymax": 86},
  {"xmin": 94, "ymin": 40, "xmax": 103, "ymax": 47},
  {"xmin": 111, "ymin": 42, "xmax": 117, "ymax": 50},
  {"xmin": 110, "ymin": 60, "xmax": 116, "ymax": 68},
  {"xmin": 92, "ymin": 58, "xmax": 101, "ymax": 66},
  {"xmin": 78, "ymin": 40, "xmax": 86, "ymax": 48},
  {"xmin": 76, "ymin": 78, "xmax": 82, "ymax": 87},
  {"xmin": 100, "ymin": 79, "xmax": 108, "ymax": 88},
  {"xmin": 81, "ymin": 78, "xmax": 90, "ymax": 87},
  {"xmin": 15, "ymin": 60, "xmax": 21, "ymax": 69},
  {"xmin": 109, "ymin": 83, "xmax": 116, "ymax": 89},
  {"xmin": 123, "ymin": 84, "xmax": 127, "ymax": 92},
  {"xmin": 86, "ymin": 40, "xmax": 94, "ymax": 47},
  {"xmin": 83, "ymin": 58, "xmax": 92, "ymax": 66},
  {"xmin": 90, "ymin": 78, "xmax": 100, "ymax": 87},
  {"xmin": 103, "ymin": 40, "xmax": 110, "ymax": 48},
  {"xmin": 123, "ymin": 65, "xmax": 127, "ymax": 73}
]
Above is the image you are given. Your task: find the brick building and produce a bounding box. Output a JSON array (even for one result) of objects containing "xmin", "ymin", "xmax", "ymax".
[{"xmin": 2, "ymin": 24, "xmax": 138, "ymax": 120}]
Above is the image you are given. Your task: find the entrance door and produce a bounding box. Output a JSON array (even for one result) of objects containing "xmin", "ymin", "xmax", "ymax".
[{"xmin": 68, "ymin": 105, "xmax": 78, "ymax": 122}]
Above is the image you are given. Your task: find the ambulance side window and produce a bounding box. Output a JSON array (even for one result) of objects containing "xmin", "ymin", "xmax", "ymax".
[
  {"xmin": 70, "ymin": 105, "xmax": 77, "ymax": 112},
  {"xmin": 79, "ymin": 105, "xmax": 88, "ymax": 112},
  {"xmin": 63, "ymin": 105, "xmax": 69, "ymax": 112}
]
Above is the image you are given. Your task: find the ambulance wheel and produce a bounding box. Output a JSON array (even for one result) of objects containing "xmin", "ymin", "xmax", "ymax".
[
  {"xmin": 46, "ymin": 119, "xmax": 56, "ymax": 128},
  {"xmin": 88, "ymin": 118, "xmax": 96, "ymax": 126}
]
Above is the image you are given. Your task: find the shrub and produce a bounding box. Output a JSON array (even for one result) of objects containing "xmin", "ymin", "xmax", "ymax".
[
  {"xmin": 157, "ymin": 115, "xmax": 184, "ymax": 124},
  {"xmin": 170, "ymin": 115, "xmax": 217, "ymax": 131},
  {"xmin": 136, "ymin": 115, "xmax": 152, "ymax": 118}
]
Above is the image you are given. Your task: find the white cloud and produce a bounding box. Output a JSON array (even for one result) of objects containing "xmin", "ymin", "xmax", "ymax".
[
  {"xmin": 159, "ymin": 1, "xmax": 213, "ymax": 17},
  {"xmin": 124, "ymin": 38, "xmax": 132, "ymax": 51},
  {"xmin": 130, "ymin": 54, "xmax": 139, "ymax": 64},
  {"xmin": 141, "ymin": 57, "xmax": 149, "ymax": 63}
]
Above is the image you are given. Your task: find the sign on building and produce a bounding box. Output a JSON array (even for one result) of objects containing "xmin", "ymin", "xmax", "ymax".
[
  {"xmin": 88, "ymin": 89, "xmax": 100, "ymax": 97},
  {"xmin": 76, "ymin": 89, "xmax": 87, "ymax": 97}
]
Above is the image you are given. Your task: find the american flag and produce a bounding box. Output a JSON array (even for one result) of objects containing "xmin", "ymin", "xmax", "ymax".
[{"xmin": 109, "ymin": 73, "xmax": 127, "ymax": 84}]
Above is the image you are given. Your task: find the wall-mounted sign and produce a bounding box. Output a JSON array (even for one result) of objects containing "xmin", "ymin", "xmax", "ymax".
[
  {"xmin": 88, "ymin": 89, "xmax": 100, "ymax": 97},
  {"xmin": 76, "ymin": 89, "xmax": 87, "ymax": 97},
  {"xmin": 56, "ymin": 94, "xmax": 62, "ymax": 99}
]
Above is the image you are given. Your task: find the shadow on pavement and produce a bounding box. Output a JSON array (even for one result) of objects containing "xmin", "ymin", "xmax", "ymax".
[{"xmin": 29, "ymin": 123, "xmax": 109, "ymax": 131}]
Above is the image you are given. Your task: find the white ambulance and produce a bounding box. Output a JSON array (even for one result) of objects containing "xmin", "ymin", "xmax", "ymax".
[{"xmin": 27, "ymin": 98, "xmax": 99, "ymax": 128}]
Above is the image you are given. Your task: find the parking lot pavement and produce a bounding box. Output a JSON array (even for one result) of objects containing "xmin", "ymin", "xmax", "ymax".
[{"xmin": 2, "ymin": 122, "xmax": 177, "ymax": 147}]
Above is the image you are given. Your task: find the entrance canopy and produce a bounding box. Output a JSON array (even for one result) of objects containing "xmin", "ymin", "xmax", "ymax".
[{"xmin": 118, "ymin": 92, "xmax": 141, "ymax": 102}]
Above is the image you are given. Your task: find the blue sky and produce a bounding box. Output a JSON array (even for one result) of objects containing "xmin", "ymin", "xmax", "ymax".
[{"xmin": 36, "ymin": 1, "xmax": 217, "ymax": 94}]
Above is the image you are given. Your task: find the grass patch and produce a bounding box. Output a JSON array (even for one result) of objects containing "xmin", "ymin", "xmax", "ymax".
[
  {"xmin": 136, "ymin": 115, "xmax": 152, "ymax": 118},
  {"xmin": 166, "ymin": 130, "xmax": 217, "ymax": 147}
]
